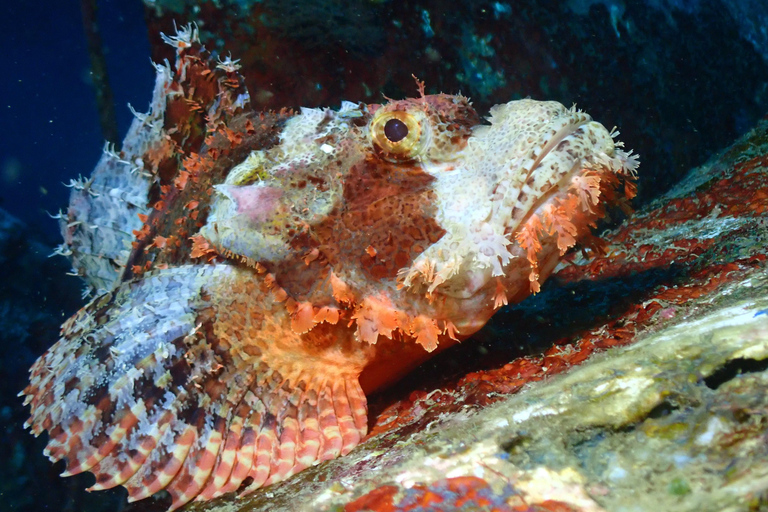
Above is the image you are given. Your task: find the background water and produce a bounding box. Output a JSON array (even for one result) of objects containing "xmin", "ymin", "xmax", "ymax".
[{"xmin": 0, "ymin": 0, "xmax": 151, "ymax": 242}]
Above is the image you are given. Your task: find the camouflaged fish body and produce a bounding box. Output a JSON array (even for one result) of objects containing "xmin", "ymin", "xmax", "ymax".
[{"xmin": 24, "ymin": 37, "xmax": 638, "ymax": 510}]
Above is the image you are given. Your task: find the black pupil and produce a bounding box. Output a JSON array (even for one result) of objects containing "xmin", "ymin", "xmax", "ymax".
[{"xmin": 383, "ymin": 118, "xmax": 409, "ymax": 143}]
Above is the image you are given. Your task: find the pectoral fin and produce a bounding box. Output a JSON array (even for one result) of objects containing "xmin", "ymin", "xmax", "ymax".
[{"xmin": 23, "ymin": 264, "xmax": 368, "ymax": 510}]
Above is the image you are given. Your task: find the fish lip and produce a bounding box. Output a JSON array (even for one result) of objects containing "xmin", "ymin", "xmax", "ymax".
[
  {"xmin": 522, "ymin": 117, "xmax": 591, "ymax": 186},
  {"xmin": 502, "ymin": 118, "xmax": 597, "ymax": 238}
]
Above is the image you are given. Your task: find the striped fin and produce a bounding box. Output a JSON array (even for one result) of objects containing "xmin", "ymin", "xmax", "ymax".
[{"xmin": 23, "ymin": 263, "xmax": 370, "ymax": 509}]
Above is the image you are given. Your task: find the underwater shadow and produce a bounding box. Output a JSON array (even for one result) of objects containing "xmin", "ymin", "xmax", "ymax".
[{"xmin": 368, "ymin": 263, "xmax": 687, "ymax": 413}]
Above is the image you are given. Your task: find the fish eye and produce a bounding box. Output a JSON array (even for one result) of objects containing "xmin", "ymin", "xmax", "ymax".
[
  {"xmin": 384, "ymin": 118, "xmax": 408, "ymax": 142},
  {"xmin": 370, "ymin": 109, "xmax": 428, "ymax": 161}
]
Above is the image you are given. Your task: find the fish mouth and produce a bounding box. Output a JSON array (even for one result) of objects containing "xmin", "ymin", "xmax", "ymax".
[
  {"xmin": 523, "ymin": 117, "xmax": 592, "ymax": 187},
  {"xmin": 526, "ymin": 119, "xmax": 592, "ymax": 179},
  {"xmin": 503, "ymin": 118, "xmax": 594, "ymax": 237}
]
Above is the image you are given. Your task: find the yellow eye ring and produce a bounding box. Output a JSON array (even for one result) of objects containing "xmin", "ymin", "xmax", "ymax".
[{"xmin": 370, "ymin": 110, "xmax": 429, "ymax": 161}]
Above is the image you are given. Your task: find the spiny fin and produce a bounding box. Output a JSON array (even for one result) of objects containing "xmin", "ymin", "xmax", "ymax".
[{"xmin": 23, "ymin": 264, "xmax": 368, "ymax": 510}]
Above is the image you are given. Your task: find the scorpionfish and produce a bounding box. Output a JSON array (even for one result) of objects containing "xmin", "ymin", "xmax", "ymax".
[{"xmin": 23, "ymin": 33, "xmax": 638, "ymax": 510}]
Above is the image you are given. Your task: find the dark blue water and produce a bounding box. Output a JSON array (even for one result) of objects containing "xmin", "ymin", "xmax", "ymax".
[
  {"xmin": 0, "ymin": 1, "xmax": 152, "ymax": 242},
  {"xmin": 1, "ymin": 3, "xmax": 151, "ymax": 511}
]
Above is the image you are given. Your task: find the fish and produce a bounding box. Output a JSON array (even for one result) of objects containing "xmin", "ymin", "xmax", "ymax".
[{"xmin": 22, "ymin": 30, "xmax": 638, "ymax": 510}]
